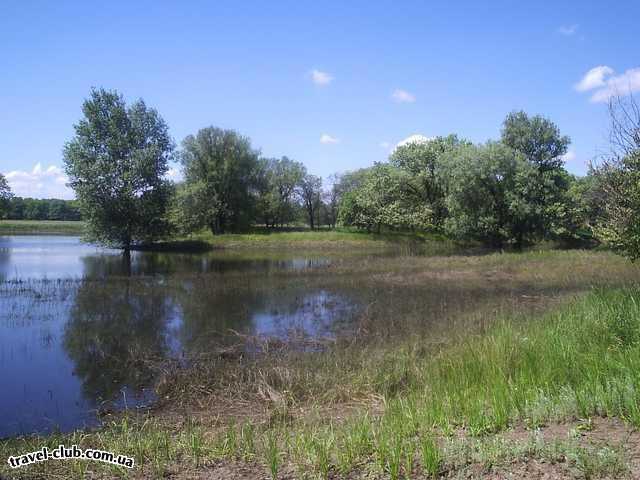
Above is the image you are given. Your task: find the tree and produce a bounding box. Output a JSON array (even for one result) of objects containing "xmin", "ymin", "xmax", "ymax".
[
  {"xmin": 444, "ymin": 142, "xmax": 540, "ymax": 248},
  {"xmin": 179, "ymin": 127, "xmax": 260, "ymax": 234},
  {"xmin": 63, "ymin": 88, "xmax": 174, "ymax": 250},
  {"xmin": 501, "ymin": 111, "xmax": 572, "ymax": 240},
  {"xmin": 299, "ymin": 174, "xmax": 322, "ymax": 229},
  {"xmin": 501, "ymin": 111, "xmax": 570, "ymax": 172},
  {"xmin": 594, "ymin": 94, "xmax": 640, "ymax": 259},
  {"xmin": 4, "ymin": 197, "xmax": 81, "ymax": 221},
  {"xmin": 547, "ymin": 173, "xmax": 600, "ymax": 245},
  {"xmin": 338, "ymin": 164, "xmax": 432, "ymax": 232},
  {"xmin": 390, "ymin": 134, "xmax": 468, "ymax": 228},
  {"xmin": 322, "ymin": 174, "xmax": 342, "ymax": 228},
  {"xmin": 63, "ymin": 277, "xmax": 172, "ymax": 400},
  {"xmin": 0, "ymin": 174, "xmax": 12, "ymax": 219},
  {"xmin": 255, "ymin": 157, "xmax": 305, "ymax": 228}
]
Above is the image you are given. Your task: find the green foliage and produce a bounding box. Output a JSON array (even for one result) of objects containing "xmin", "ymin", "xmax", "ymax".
[
  {"xmin": 338, "ymin": 164, "xmax": 432, "ymax": 232},
  {"xmin": 390, "ymin": 134, "xmax": 470, "ymax": 227},
  {"xmin": 596, "ymin": 152, "xmax": 640, "ymax": 259},
  {"xmin": 547, "ymin": 173, "xmax": 600, "ymax": 244},
  {"xmin": 50, "ymin": 94, "xmax": 615, "ymax": 250},
  {"xmin": 63, "ymin": 88, "xmax": 174, "ymax": 249},
  {"xmin": 255, "ymin": 157, "xmax": 306, "ymax": 228},
  {"xmin": 179, "ymin": 127, "xmax": 260, "ymax": 234},
  {"xmin": 593, "ymin": 96, "xmax": 640, "ymax": 259},
  {"xmin": 501, "ymin": 110, "xmax": 574, "ymax": 243},
  {"xmin": 0, "ymin": 173, "xmax": 12, "ymax": 219},
  {"xmin": 5, "ymin": 197, "xmax": 81, "ymax": 221},
  {"xmin": 339, "ymin": 113, "xmax": 578, "ymax": 245},
  {"xmin": 501, "ymin": 110, "xmax": 570, "ymax": 172},
  {"xmin": 298, "ymin": 173, "xmax": 322, "ymax": 229},
  {"xmin": 444, "ymin": 142, "xmax": 541, "ymax": 247}
]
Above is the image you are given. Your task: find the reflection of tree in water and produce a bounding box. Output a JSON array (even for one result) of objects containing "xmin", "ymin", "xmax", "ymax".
[
  {"xmin": 0, "ymin": 239, "xmax": 11, "ymax": 282},
  {"xmin": 63, "ymin": 276, "xmax": 174, "ymax": 403},
  {"xmin": 175, "ymin": 281, "xmax": 256, "ymax": 352},
  {"xmin": 80, "ymin": 248, "xmax": 331, "ymax": 278},
  {"xmin": 79, "ymin": 251, "xmax": 171, "ymax": 278}
]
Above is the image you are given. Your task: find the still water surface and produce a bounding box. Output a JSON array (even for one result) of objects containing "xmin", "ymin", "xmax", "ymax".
[{"xmin": 0, "ymin": 236, "xmax": 359, "ymax": 437}]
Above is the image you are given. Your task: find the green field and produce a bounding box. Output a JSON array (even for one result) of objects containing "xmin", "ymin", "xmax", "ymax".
[
  {"xmin": 186, "ymin": 227, "xmax": 458, "ymax": 253},
  {"xmin": 0, "ymin": 220, "xmax": 85, "ymax": 235},
  {"xmin": 0, "ymin": 221, "xmax": 455, "ymax": 252}
]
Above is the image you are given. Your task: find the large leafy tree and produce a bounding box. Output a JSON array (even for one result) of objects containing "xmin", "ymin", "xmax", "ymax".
[
  {"xmin": 255, "ymin": 157, "xmax": 305, "ymax": 228},
  {"xmin": 501, "ymin": 111, "xmax": 570, "ymax": 172},
  {"xmin": 0, "ymin": 174, "xmax": 12, "ymax": 219},
  {"xmin": 501, "ymin": 111, "xmax": 572, "ymax": 240},
  {"xmin": 444, "ymin": 142, "xmax": 540, "ymax": 248},
  {"xmin": 63, "ymin": 88, "xmax": 174, "ymax": 249},
  {"xmin": 339, "ymin": 164, "xmax": 432, "ymax": 233},
  {"xmin": 178, "ymin": 127, "xmax": 260, "ymax": 234},
  {"xmin": 390, "ymin": 134, "xmax": 469, "ymax": 228}
]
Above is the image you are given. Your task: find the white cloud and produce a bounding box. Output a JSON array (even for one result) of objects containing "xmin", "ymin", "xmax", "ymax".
[
  {"xmin": 558, "ymin": 24, "xmax": 578, "ymax": 36},
  {"xmin": 395, "ymin": 134, "xmax": 433, "ymax": 149},
  {"xmin": 575, "ymin": 65, "xmax": 640, "ymax": 102},
  {"xmin": 561, "ymin": 150, "xmax": 576, "ymax": 163},
  {"xmin": 4, "ymin": 163, "xmax": 74, "ymax": 199},
  {"xmin": 575, "ymin": 66, "xmax": 615, "ymax": 92},
  {"xmin": 320, "ymin": 134, "xmax": 339, "ymax": 144},
  {"xmin": 391, "ymin": 89, "xmax": 416, "ymax": 103},
  {"xmin": 310, "ymin": 69, "xmax": 333, "ymax": 86},
  {"xmin": 591, "ymin": 68, "xmax": 640, "ymax": 103},
  {"xmin": 379, "ymin": 141, "xmax": 391, "ymax": 149}
]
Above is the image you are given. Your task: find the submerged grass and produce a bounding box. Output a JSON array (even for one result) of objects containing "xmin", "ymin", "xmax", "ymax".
[{"xmin": 3, "ymin": 283, "xmax": 640, "ymax": 478}]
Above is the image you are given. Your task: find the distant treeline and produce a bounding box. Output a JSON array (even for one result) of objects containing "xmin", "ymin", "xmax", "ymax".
[{"xmin": 3, "ymin": 197, "xmax": 81, "ymax": 221}]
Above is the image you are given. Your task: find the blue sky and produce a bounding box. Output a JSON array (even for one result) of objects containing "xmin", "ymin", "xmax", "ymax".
[{"xmin": 1, "ymin": 0, "xmax": 639, "ymax": 199}]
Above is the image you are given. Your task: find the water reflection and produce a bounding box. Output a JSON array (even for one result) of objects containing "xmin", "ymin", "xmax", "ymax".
[
  {"xmin": 0, "ymin": 235, "xmax": 356, "ymax": 437},
  {"xmin": 0, "ymin": 235, "xmax": 332, "ymax": 280},
  {"xmin": 176, "ymin": 283, "xmax": 357, "ymax": 352},
  {"xmin": 62, "ymin": 278, "xmax": 178, "ymax": 403}
]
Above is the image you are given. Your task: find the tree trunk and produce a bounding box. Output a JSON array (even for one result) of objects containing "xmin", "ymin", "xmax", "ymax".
[
  {"xmin": 210, "ymin": 217, "xmax": 223, "ymax": 235},
  {"xmin": 121, "ymin": 249, "xmax": 132, "ymax": 277}
]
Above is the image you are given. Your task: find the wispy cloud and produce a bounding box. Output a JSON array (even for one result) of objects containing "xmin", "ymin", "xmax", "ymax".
[
  {"xmin": 391, "ymin": 89, "xmax": 416, "ymax": 103},
  {"xmin": 320, "ymin": 133, "xmax": 339, "ymax": 144},
  {"xmin": 575, "ymin": 65, "xmax": 640, "ymax": 102},
  {"xmin": 558, "ymin": 24, "xmax": 579, "ymax": 36},
  {"xmin": 310, "ymin": 69, "xmax": 334, "ymax": 86},
  {"xmin": 3, "ymin": 163, "xmax": 73, "ymax": 199},
  {"xmin": 379, "ymin": 141, "xmax": 391, "ymax": 149}
]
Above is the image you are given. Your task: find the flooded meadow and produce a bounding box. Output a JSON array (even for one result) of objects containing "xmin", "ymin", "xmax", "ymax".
[{"xmin": 1, "ymin": 235, "xmax": 638, "ymax": 440}]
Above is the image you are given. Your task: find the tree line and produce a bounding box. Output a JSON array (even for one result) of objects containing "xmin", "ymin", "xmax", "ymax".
[
  {"xmin": 1, "ymin": 88, "xmax": 638, "ymax": 259},
  {"xmin": 0, "ymin": 197, "xmax": 81, "ymax": 221}
]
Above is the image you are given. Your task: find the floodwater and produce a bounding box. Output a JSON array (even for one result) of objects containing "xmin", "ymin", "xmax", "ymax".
[
  {"xmin": 1, "ymin": 234, "xmax": 584, "ymax": 439},
  {"xmin": 0, "ymin": 236, "xmax": 359, "ymax": 437}
]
